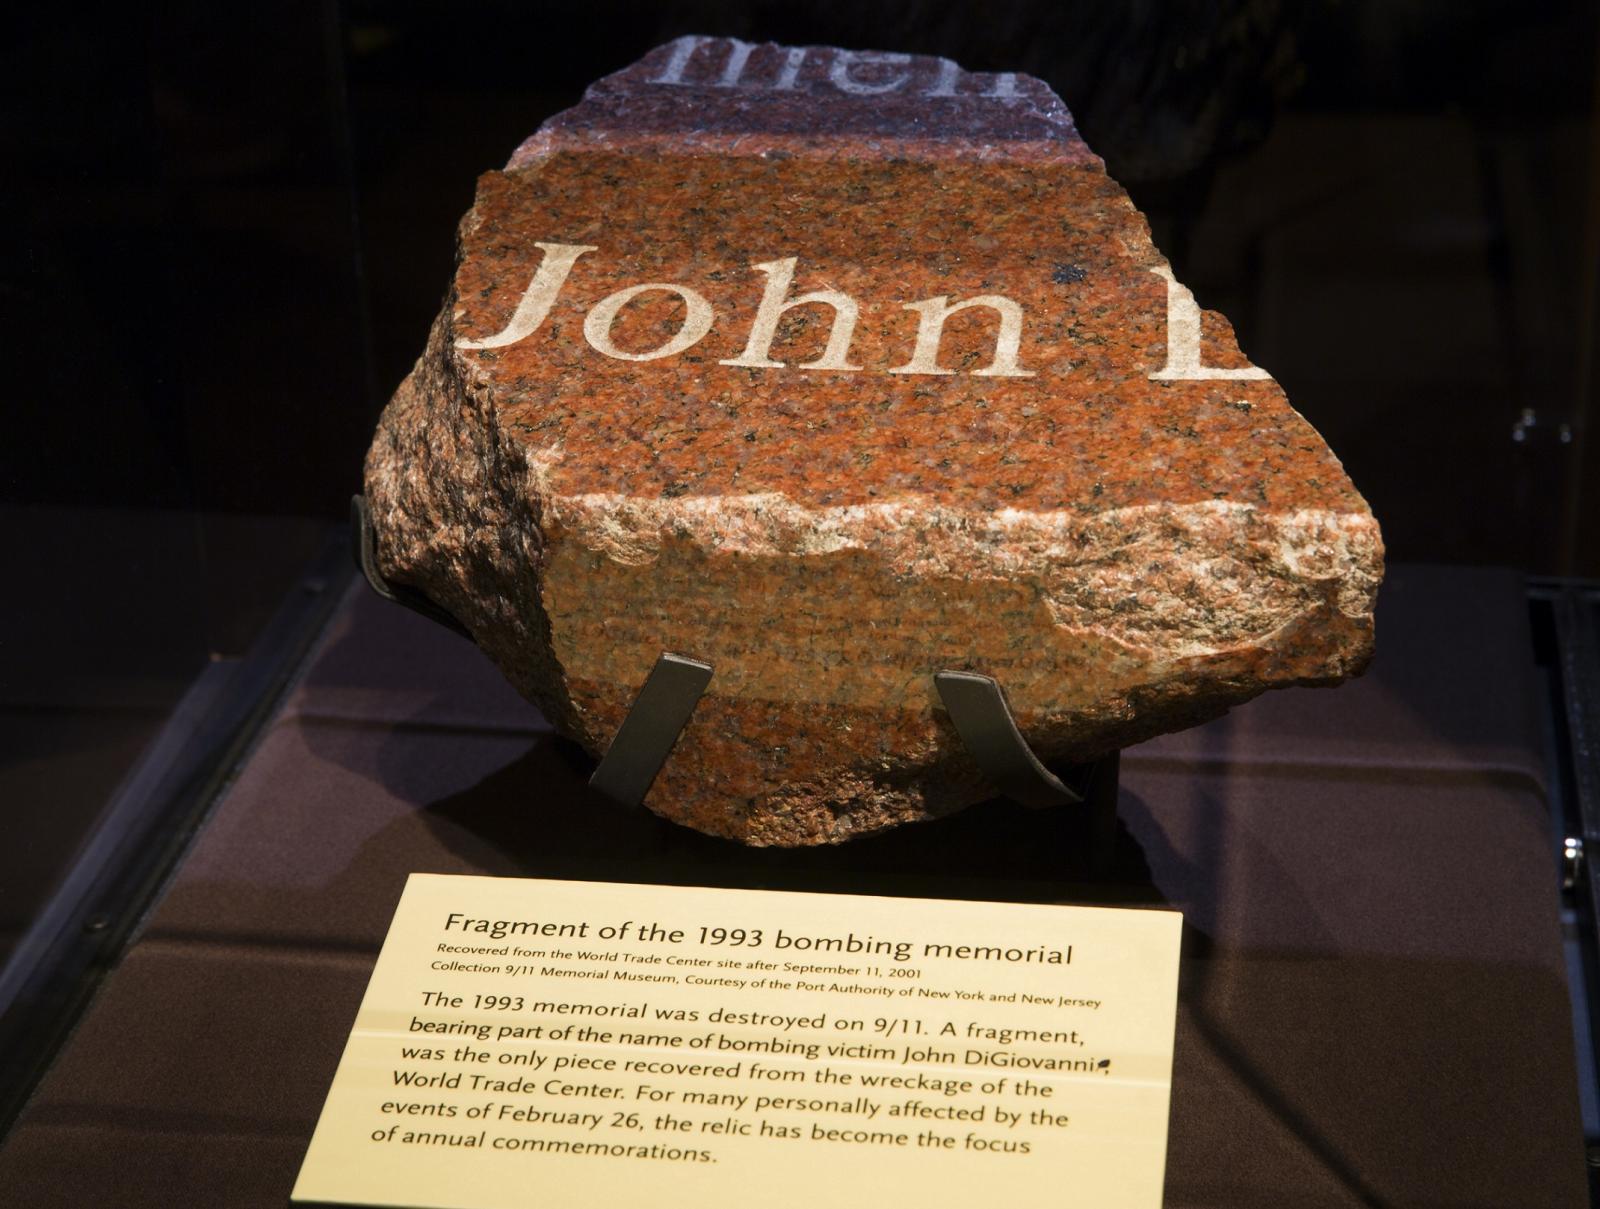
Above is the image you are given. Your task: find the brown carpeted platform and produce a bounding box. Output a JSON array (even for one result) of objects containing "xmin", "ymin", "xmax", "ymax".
[{"xmin": 0, "ymin": 564, "xmax": 1583, "ymax": 1207}]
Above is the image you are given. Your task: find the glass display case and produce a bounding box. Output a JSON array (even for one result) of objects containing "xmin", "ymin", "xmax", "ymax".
[{"xmin": 3, "ymin": 3, "xmax": 1597, "ymax": 1205}]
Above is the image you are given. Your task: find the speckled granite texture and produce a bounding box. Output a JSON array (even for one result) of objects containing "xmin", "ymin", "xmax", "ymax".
[{"xmin": 364, "ymin": 37, "xmax": 1384, "ymax": 845}]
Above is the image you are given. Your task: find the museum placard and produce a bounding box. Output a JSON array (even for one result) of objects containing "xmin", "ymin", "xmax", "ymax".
[{"xmin": 292, "ymin": 873, "xmax": 1182, "ymax": 1209}]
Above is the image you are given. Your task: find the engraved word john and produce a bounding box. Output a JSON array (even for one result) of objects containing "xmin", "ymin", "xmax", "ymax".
[
  {"xmin": 455, "ymin": 241, "xmax": 1264, "ymax": 382},
  {"xmin": 456, "ymin": 242, "xmax": 1034, "ymax": 377}
]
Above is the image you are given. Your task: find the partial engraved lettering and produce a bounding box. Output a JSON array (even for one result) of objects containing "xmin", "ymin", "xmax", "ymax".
[
  {"xmin": 891, "ymin": 296, "xmax": 1036, "ymax": 378},
  {"xmin": 1146, "ymin": 266, "xmax": 1270, "ymax": 381},
  {"xmin": 584, "ymin": 284, "xmax": 716, "ymax": 362}
]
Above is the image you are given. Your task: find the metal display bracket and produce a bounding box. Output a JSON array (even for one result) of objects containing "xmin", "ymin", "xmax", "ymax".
[
  {"xmin": 353, "ymin": 493, "xmax": 1120, "ymax": 825},
  {"xmin": 352, "ymin": 496, "xmax": 475, "ymax": 641}
]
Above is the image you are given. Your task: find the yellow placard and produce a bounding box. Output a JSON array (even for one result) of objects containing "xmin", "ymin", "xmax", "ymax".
[{"xmin": 292, "ymin": 874, "xmax": 1181, "ymax": 1209}]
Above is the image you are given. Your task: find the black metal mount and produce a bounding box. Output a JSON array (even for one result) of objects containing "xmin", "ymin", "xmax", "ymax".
[
  {"xmin": 588, "ymin": 654, "xmax": 714, "ymax": 810},
  {"xmin": 933, "ymin": 671, "xmax": 1085, "ymax": 809},
  {"xmin": 351, "ymin": 495, "xmax": 474, "ymax": 641},
  {"xmin": 352, "ymin": 493, "xmax": 1119, "ymax": 820}
]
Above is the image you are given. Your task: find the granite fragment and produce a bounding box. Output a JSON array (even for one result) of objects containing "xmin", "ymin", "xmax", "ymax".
[{"xmin": 364, "ymin": 37, "xmax": 1385, "ymax": 846}]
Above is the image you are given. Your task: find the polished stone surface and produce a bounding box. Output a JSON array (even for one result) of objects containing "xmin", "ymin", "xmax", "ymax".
[{"xmin": 365, "ymin": 38, "xmax": 1383, "ymax": 844}]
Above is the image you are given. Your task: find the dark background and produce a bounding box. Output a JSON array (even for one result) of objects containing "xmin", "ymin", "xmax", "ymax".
[
  {"xmin": 6, "ymin": 0, "xmax": 1597, "ymax": 561},
  {"xmin": 1, "ymin": 0, "xmax": 1597, "ymax": 1004}
]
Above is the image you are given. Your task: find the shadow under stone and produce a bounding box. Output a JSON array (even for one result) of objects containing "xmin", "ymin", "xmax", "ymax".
[{"xmin": 416, "ymin": 733, "xmax": 1165, "ymax": 910}]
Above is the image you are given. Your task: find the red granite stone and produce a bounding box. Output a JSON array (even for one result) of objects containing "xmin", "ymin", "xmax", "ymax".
[{"xmin": 364, "ymin": 37, "xmax": 1384, "ymax": 845}]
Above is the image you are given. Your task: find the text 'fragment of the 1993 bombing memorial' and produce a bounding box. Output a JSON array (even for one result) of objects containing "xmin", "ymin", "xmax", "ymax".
[
  {"xmin": 292, "ymin": 877, "xmax": 1182, "ymax": 1209},
  {"xmin": 363, "ymin": 37, "xmax": 1385, "ymax": 845}
]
